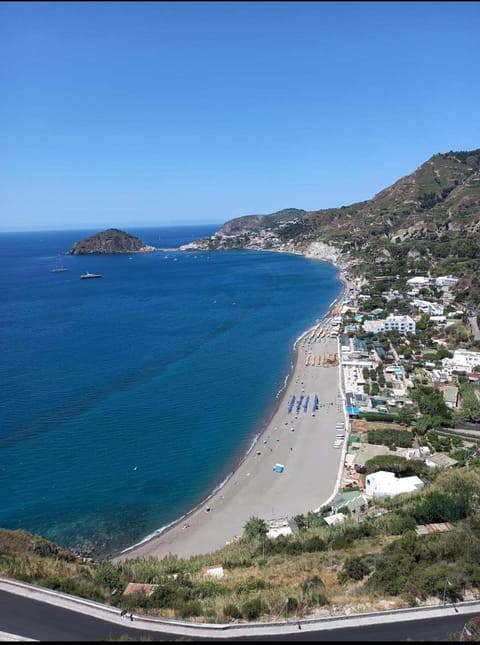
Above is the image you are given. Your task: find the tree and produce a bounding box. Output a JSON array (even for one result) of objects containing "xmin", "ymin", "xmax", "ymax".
[
  {"xmin": 244, "ymin": 516, "xmax": 267, "ymax": 541},
  {"xmin": 365, "ymin": 454, "xmax": 413, "ymax": 476},
  {"xmin": 397, "ymin": 407, "xmax": 415, "ymax": 426},
  {"xmin": 457, "ymin": 383, "xmax": 480, "ymax": 423}
]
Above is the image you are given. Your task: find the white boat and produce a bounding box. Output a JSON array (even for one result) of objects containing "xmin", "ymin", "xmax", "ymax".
[
  {"xmin": 80, "ymin": 272, "xmax": 102, "ymax": 279},
  {"xmin": 51, "ymin": 256, "xmax": 69, "ymax": 272}
]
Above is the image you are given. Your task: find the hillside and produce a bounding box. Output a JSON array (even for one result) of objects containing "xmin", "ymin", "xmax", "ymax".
[
  {"xmin": 67, "ymin": 228, "xmax": 156, "ymax": 255},
  {"xmin": 181, "ymin": 148, "xmax": 480, "ymax": 306},
  {"xmin": 2, "ymin": 466, "xmax": 480, "ymax": 626}
]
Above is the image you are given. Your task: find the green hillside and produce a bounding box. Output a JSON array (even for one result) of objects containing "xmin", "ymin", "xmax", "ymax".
[{"xmin": 187, "ymin": 148, "xmax": 480, "ymax": 306}]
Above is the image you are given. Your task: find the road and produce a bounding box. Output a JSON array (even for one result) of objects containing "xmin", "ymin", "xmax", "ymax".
[
  {"xmin": 468, "ymin": 315, "xmax": 480, "ymax": 342},
  {"xmin": 1, "ymin": 588, "xmax": 479, "ymax": 642}
]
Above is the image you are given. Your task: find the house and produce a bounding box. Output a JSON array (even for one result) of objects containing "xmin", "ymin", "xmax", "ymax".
[
  {"xmin": 442, "ymin": 349, "xmax": 480, "ymax": 376},
  {"xmin": 442, "ymin": 385, "xmax": 459, "ymax": 408},
  {"xmin": 324, "ymin": 513, "xmax": 346, "ymax": 526},
  {"xmin": 266, "ymin": 517, "xmax": 297, "ymax": 539},
  {"xmin": 405, "ymin": 446, "xmax": 431, "ymax": 460},
  {"xmin": 363, "ymin": 319, "xmax": 384, "ymax": 334},
  {"xmin": 416, "ymin": 522, "xmax": 453, "ymax": 535},
  {"xmin": 330, "ymin": 490, "xmax": 368, "ymax": 517},
  {"xmin": 122, "ymin": 582, "xmax": 158, "ymax": 597},
  {"xmin": 365, "ymin": 470, "xmax": 424, "ymax": 498},
  {"xmin": 411, "ymin": 299, "xmax": 444, "ymax": 316},
  {"xmin": 425, "ymin": 453, "xmax": 459, "ymax": 469},
  {"xmin": 431, "ymin": 369, "xmax": 450, "ymax": 383},
  {"xmin": 202, "ymin": 565, "xmax": 227, "ymax": 578}
]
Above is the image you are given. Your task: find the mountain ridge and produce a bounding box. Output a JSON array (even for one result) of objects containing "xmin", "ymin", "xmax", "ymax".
[{"xmin": 180, "ymin": 148, "xmax": 480, "ymax": 306}]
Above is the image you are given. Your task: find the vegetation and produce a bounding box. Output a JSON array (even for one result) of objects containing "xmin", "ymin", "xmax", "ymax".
[
  {"xmin": 457, "ymin": 382, "xmax": 480, "ymax": 423},
  {"xmin": 3, "ymin": 467, "xmax": 480, "ymax": 623},
  {"xmin": 367, "ymin": 428, "xmax": 413, "ymax": 449}
]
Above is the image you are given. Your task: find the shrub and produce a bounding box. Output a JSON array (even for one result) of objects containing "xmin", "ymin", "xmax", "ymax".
[
  {"xmin": 194, "ymin": 580, "xmax": 227, "ymax": 598},
  {"xmin": 241, "ymin": 597, "xmax": 266, "ymax": 620},
  {"xmin": 302, "ymin": 535, "xmax": 326, "ymax": 553},
  {"xmin": 223, "ymin": 603, "xmax": 242, "ymax": 620},
  {"xmin": 177, "ymin": 600, "xmax": 203, "ymax": 618},
  {"xmin": 234, "ymin": 577, "xmax": 269, "ymax": 593},
  {"xmin": 339, "ymin": 556, "xmax": 370, "ymax": 581},
  {"xmin": 93, "ymin": 562, "xmax": 122, "ymax": 590},
  {"xmin": 300, "ymin": 575, "xmax": 328, "ymax": 605},
  {"xmin": 244, "ymin": 517, "xmax": 267, "ymax": 540}
]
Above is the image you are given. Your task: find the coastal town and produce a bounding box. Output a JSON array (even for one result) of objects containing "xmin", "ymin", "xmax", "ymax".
[{"xmin": 316, "ymin": 266, "xmax": 480, "ymax": 529}]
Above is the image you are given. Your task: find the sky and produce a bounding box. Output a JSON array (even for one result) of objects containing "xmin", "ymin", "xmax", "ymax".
[{"xmin": 1, "ymin": 1, "xmax": 479, "ymax": 232}]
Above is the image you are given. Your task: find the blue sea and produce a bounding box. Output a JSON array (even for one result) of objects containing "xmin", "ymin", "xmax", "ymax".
[{"xmin": 0, "ymin": 225, "xmax": 342, "ymax": 558}]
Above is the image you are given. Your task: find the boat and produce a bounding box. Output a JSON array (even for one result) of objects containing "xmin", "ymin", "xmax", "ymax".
[
  {"xmin": 80, "ymin": 272, "xmax": 102, "ymax": 279},
  {"xmin": 50, "ymin": 257, "xmax": 69, "ymax": 272}
]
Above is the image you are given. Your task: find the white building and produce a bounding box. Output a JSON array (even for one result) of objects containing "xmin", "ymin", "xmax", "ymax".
[
  {"xmin": 362, "ymin": 319, "xmax": 384, "ymax": 334},
  {"xmin": 202, "ymin": 565, "xmax": 226, "ymax": 578},
  {"xmin": 363, "ymin": 314, "xmax": 416, "ymax": 335},
  {"xmin": 266, "ymin": 518, "xmax": 295, "ymax": 539},
  {"xmin": 406, "ymin": 276, "xmax": 431, "ymax": 286},
  {"xmin": 411, "ymin": 299, "xmax": 445, "ymax": 316},
  {"xmin": 365, "ymin": 471, "xmax": 424, "ymax": 499},
  {"xmin": 431, "ymin": 369, "xmax": 450, "ymax": 383},
  {"xmin": 435, "ymin": 275, "xmax": 458, "ymax": 288},
  {"xmin": 441, "ymin": 349, "xmax": 480, "ymax": 375},
  {"xmin": 324, "ymin": 513, "xmax": 346, "ymax": 526},
  {"xmin": 430, "ymin": 315, "xmax": 447, "ymax": 325}
]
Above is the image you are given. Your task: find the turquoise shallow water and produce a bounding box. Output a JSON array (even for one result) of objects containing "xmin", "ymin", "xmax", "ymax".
[{"xmin": 0, "ymin": 225, "xmax": 341, "ymax": 557}]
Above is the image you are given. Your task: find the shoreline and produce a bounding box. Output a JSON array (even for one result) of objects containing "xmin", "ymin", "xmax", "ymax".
[{"xmin": 112, "ymin": 268, "xmax": 348, "ymax": 563}]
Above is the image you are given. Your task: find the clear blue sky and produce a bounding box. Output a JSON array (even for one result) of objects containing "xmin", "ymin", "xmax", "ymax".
[{"xmin": 1, "ymin": 1, "xmax": 479, "ymax": 231}]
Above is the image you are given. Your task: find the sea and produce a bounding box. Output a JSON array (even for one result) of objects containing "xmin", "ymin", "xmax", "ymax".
[{"xmin": 0, "ymin": 225, "xmax": 342, "ymax": 558}]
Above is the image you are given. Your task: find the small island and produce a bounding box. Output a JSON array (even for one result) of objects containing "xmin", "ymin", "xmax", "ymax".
[{"xmin": 66, "ymin": 228, "xmax": 157, "ymax": 255}]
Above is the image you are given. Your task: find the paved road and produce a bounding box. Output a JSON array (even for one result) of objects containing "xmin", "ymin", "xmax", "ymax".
[
  {"xmin": 468, "ymin": 316, "xmax": 480, "ymax": 342},
  {"xmin": 1, "ymin": 589, "xmax": 479, "ymax": 642}
]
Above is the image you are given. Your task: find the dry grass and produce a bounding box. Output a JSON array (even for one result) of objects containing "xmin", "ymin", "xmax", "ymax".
[
  {"xmin": 0, "ymin": 525, "xmax": 419, "ymax": 622},
  {"xmin": 350, "ymin": 419, "xmax": 408, "ymax": 437}
]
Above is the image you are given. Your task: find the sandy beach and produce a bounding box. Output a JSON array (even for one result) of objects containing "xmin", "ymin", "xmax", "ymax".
[{"xmin": 113, "ymin": 279, "xmax": 348, "ymax": 563}]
